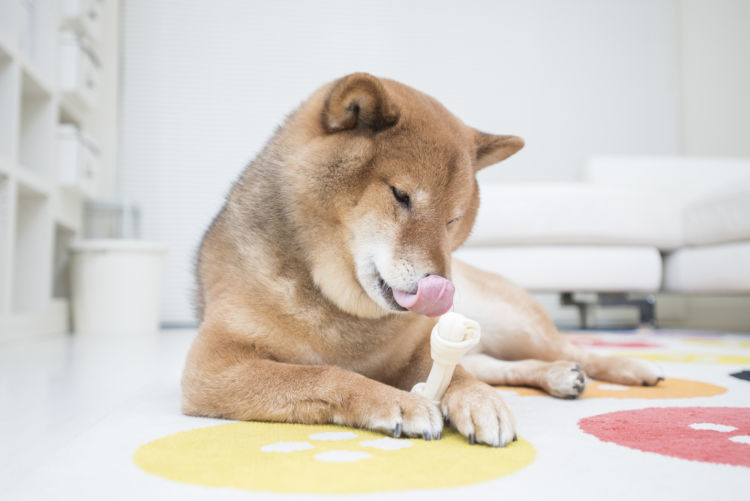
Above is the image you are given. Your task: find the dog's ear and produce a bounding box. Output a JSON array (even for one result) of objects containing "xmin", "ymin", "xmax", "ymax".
[
  {"xmin": 322, "ymin": 73, "xmax": 400, "ymax": 133},
  {"xmin": 473, "ymin": 131, "xmax": 524, "ymax": 170}
]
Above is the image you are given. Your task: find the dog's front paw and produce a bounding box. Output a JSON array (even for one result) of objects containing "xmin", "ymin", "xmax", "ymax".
[
  {"xmin": 441, "ymin": 381, "xmax": 516, "ymax": 447},
  {"xmin": 544, "ymin": 361, "xmax": 587, "ymax": 398},
  {"xmin": 362, "ymin": 390, "xmax": 443, "ymax": 440}
]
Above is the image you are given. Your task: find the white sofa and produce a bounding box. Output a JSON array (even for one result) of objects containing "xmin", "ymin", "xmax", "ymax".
[{"xmin": 456, "ymin": 157, "xmax": 750, "ymax": 325}]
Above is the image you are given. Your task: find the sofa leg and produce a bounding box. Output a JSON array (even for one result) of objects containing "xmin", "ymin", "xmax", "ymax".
[
  {"xmin": 635, "ymin": 295, "xmax": 656, "ymax": 328},
  {"xmin": 561, "ymin": 292, "xmax": 657, "ymax": 329}
]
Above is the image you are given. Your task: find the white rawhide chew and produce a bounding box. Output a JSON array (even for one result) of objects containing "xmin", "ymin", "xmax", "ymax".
[{"xmin": 411, "ymin": 312, "xmax": 481, "ymax": 403}]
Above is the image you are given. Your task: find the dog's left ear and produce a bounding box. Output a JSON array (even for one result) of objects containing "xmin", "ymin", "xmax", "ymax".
[
  {"xmin": 322, "ymin": 73, "xmax": 400, "ymax": 133},
  {"xmin": 473, "ymin": 131, "xmax": 524, "ymax": 170}
]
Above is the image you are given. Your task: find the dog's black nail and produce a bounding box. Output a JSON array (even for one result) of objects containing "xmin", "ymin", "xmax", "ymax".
[
  {"xmin": 642, "ymin": 381, "xmax": 649, "ymax": 386},
  {"xmin": 393, "ymin": 422, "xmax": 402, "ymax": 438},
  {"xmin": 657, "ymin": 377, "xmax": 665, "ymax": 383},
  {"xmin": 468, "ymin": 433, "xmax": 475, "ymax": 445},
  {"xmin": 513, "ymin": 434, "xmax": 518, "ymax": 442},
  {"xmin": 423, "ymin": 430, "xmax": 432, "ymax": 441}
]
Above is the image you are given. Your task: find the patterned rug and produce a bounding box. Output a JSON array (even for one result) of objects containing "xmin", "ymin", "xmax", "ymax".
[
  {"xmin": 129, "ymin": 330, "xmax": 750, "ymax": 499},
  {"xmin": 10, "ymin": 330, "xmax": 750, "ymax": 500}
]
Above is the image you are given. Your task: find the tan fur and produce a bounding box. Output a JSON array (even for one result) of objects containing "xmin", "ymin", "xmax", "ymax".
[{"xmin": 183, "ymin": 73, "xmax": 661, "ymax": 447}]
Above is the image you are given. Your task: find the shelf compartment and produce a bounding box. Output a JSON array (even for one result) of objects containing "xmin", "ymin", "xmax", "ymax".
[
  {"xmin": 13, "ymin": 184, "xmax": 53, "ymax": 313},
  {"xmin": 0, "ymin": 30, "xmax": 14, "ymax": 61},
  {"xmin": 16, "ymin": 162, "xmax": 52, "ymax": 196},
  {"xmin": 19, "ymin": 66, "xmax": 55, "ymax": 177},
  {"xmin": 59, "ymin": 95, "xmax": 86, "ymax": 128},
  {"xmin": 0, "ymin": 1, "xmax": 21, "ymax": 55},
  {"xmin": 18, "ymin": 0, "xmax": 58, "ymax": 84},
  {"xmin": 52, "ymin": 223, "xmax": 75, "ymax": 305},
  {"xmin": 0, "ymin": 55, "xmax": 19, "ymax": 162},
  {"xmin": 20, "ymin": 55, "xmax": 55, "ymax": 98},
  {"xmin": 0, "ymin": 159, "xmax": 11, "ymax": 177},
  {"xmin": 0, "ymin": 175, "xmax": 14, "ymax": 312}
]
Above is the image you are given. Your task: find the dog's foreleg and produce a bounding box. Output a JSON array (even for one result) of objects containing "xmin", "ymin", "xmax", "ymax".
[
  {"xmin": 460, "ymin": 353, "xmax": 586, "ymax": 398},
  {"xmin": 181, "ymin": 331, "xmax": 442, "ymax": 439},
  {"xmin": 553, "ymin": 342, "xmax": 664, "ymax": 387}
]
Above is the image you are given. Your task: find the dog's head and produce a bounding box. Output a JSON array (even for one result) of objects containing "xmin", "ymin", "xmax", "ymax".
[{"xmin": 283, "ymin": 73, "xmax": 523, "ymax": 319}]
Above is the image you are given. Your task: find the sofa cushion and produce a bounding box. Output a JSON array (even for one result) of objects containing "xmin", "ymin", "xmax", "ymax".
[
  {"xmin": 663, "ymin": 242, "xmax": 750, "ymax": 292},
  {"xmin": 468, "ymin": 184, "xmax": 685, "ymax": 250},
  {"xmin": 455, "ymin": 245, "xmax": 662, "ymax": 292},
  {"xmin": 682, "ymin": 177, "xmax": 750, "ymax": 246}
]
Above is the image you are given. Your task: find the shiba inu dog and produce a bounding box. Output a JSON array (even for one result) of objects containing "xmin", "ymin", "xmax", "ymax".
[{"xmin": 182, "ymin": 73, "xmax": 662, "ymax": 447}]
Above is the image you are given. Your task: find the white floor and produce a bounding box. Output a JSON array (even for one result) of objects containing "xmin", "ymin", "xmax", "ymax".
[
  {"xmin": 1, "ymin": 329, "xmax": 197, "ymax": 499},
  {"xmin": 2, "ymin": 329, "xmax": 749, "ymax": 500}
]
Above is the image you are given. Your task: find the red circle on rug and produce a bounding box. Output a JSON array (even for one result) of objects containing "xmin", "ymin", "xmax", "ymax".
[{"xmin": 579, "ymin": 407, "xmax": 750, "ymax": 467}]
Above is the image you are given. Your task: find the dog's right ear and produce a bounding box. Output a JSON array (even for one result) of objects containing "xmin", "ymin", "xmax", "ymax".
[{"xmin": 322, "ymin": 73, "xmax": 400, "ymax": 133}]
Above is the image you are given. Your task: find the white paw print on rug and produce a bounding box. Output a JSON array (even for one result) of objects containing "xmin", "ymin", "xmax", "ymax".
[
  {"xmin": 261, "ymin": 431, "xmax": 413, "ymax": 463},
  {"xmin": 689, "ymin": 422, "xmax": 750, "ymax": 445}
]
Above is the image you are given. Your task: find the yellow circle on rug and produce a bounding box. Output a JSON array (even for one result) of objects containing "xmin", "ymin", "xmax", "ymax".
[
  {"xmin": 615, "ymin": 352, "xmax": 750, "ymax": 365},
  {"xmin": 497, "ymin": 378, "xmax": 726, "ymax": 399},
  {"xmin": 133, "ymin": 422, "xmax": 535, "ymax": 494}
]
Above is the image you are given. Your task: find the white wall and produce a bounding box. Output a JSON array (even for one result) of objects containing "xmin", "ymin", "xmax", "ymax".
[
  {"xmin": 678, "ymin": 0, "xmax": 750, "ymax": 156},
  {"xmin": 119, "ymin": 0, "xmax": 682, "ymax": 324}
]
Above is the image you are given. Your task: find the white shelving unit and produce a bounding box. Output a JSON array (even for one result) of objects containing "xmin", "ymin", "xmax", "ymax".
[{"xmin": 0, "ymin": 0, "xmax": 119, "ymax": 338}]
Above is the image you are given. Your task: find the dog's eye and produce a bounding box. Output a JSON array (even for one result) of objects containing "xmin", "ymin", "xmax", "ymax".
[
  {"xmin": 447, "ymin": 217, "xmax": 460, "ymax": 226},
  {"xmin": 390, "ymin": 186, "xmax": 411, "ymax": 209}
]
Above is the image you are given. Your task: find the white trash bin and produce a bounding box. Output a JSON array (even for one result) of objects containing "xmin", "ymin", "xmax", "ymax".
[{"xmin": 70, "ymin": 239, "xmax": 166, "ymax": 336}]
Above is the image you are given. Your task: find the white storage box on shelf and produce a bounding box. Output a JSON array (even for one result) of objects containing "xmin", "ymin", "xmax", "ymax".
[
  {"xmin": 61, "ymin": 0, "xmax": 104, "ymax": 42},
  {"xmin": 59, "ymin": 31, "xmax": 99, "ymax": 109},
  {"xmin": 56, "ymin": 124, "xmax": 100, "ymax": 197},
  {"xmin": 70, "ymin": 240, "xmax": 166, "ymax": 336}
]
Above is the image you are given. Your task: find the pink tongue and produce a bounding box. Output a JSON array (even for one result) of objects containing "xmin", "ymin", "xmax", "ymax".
[{"xmin": 392, "ymin": 275, "xmax": 455, "ymax": 317}]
